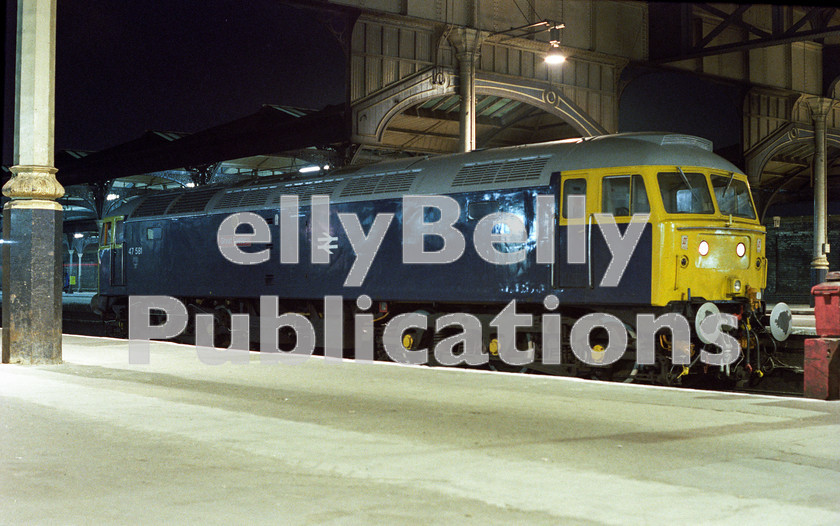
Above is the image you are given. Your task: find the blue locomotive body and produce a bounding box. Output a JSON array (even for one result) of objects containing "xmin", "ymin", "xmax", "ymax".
[
  {"xmin": 94, "ymin": 133, "xmax": 784, "ymax": 383},
  {"xmin": 112, "ymin": 188, "xmax": 651, "ymax": 305}
]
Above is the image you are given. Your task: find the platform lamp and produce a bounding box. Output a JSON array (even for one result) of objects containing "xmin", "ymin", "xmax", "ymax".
[
  {"xmin": 489, "ymin": 20, "xmax": 566, "ymax": 66},
  {"xmin": 545, "ymin": 24, "xmax": 566, "ymax": 65}
]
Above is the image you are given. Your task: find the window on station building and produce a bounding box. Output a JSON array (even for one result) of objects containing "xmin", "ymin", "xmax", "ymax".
[{"xmin": 601, "ymin": 175, "xmax": 650, "ymax": 216}]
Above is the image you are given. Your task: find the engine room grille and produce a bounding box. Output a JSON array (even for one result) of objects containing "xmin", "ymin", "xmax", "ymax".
[
  {"xmin": 451, "ymin": 156, "xmax": 549, "ymax": 188},
  {"xmin": 275, "ymin": 179, "xmax": 343, "ymax": 204},
  {"xmin": 131, "ymin": 194, "xmax": 178, "ymax": 218},
  {"xmin": 340, "ymin": 170, "xmax": 419, "ymax": 198},
  {"xmin": 166, "ymin": 188, "xmax": 219, "ymax": 215},
  {"xmin": 215, "ymin": 188, "xmax": 273, "ymax": 209}
]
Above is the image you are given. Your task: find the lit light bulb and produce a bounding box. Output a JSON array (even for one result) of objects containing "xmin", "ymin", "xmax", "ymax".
[
  {"xmin": 545, "ymin": 24, "xmax": 565, "ymax": 65},
  {"xmin": 545, "ymin": 45, "xmax": 565, "ymax": 65}
]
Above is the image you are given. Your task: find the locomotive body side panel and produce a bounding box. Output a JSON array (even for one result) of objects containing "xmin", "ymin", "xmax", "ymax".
[{"xmin": 120, "ymin": 187, "xmax": 564, "ymax": 304}]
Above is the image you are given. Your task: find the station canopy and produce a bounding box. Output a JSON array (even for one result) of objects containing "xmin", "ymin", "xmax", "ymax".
[
  {"xmin": 361, "ymin": 93, "xmax": 580, "ymax": 160},
  {"xmin": 29, "ymin": 105, "xmax": 348, "ymax": 224},
  {"xmin": 758, "ymin": 138, "xmax": 840, "ymax": 203}
]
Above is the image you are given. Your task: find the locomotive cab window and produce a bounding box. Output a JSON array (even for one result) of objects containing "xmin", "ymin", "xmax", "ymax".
[
  {"xmin": 711, "ymin": 174, "xmax": 756, "ymax": 219},
  {"xmin": 101, "ymin": 222, "xmax": 112, "ymax": 246},
  {"xmin": 657, "ymin": 171, "xmax": 714, "ymax": 214},
  {"xmin": 146, "ymin": 227, "xmax": 162, "ymax": 240},
  {"xmin": 601, "ymin": 175, "xmax": 650, "ymax": 216},
  {"xmin": 114, "ymin": 220, "xmax": 124, "ymax": 244},
  {"xmin": 562, "ymin": 178, "xmax": 587, "ymax": 218}
]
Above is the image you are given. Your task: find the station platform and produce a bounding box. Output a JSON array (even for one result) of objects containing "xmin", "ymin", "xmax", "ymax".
[{"xmin": 1, "ymin": 333, "xmax": 838, "ymax": 524}]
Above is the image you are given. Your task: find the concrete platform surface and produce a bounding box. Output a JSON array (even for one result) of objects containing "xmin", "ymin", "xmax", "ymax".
[{"xmin": 1, "ymin": 334, "xmax": 839, "ymax": 525}]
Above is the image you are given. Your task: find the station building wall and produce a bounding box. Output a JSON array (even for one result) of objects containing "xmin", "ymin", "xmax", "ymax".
[{"xmin": 763, "ymin": 209, "xmax": 840, "ymax": 304}]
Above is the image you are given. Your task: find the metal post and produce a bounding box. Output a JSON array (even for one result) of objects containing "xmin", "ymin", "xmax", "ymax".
[
  {"xmin": 77, "ymin": 251, "xmax": 83, "ymax": 292},
  {"xmin": 2, "ymin": 0, "xmax": 64, "ymax": 364},
  {"xmin": 457, "ymin": 51, "xmax": 477, "ymax": 152},
  {"xmin": 806, "ymin": 97, "xmax": 835, "ymax": 292},
  {"xmin": 68, "ymin": 248, "xmax": 75, "ymax": 291},
  {"xmin": 449, "ymin": 28, "xmax": 483, "ymax": 153}
]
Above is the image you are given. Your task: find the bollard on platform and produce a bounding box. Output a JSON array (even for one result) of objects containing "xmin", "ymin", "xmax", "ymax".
[{"xmin": 805, "ymin": 272, "xmax": 840, "ymax": 399}]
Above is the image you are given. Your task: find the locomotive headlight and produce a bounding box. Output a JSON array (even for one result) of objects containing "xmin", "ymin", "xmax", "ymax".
[
  {"xmin": 698, "ymin": 240, "xmax": 710, "ymax": 256},
  {"xmin": 736, "ymin": 242, "xmax": 746, "ymax": 257},
  {"xmin": 727, "ymin": 277, "xmax": 743, "ymax": 296}
]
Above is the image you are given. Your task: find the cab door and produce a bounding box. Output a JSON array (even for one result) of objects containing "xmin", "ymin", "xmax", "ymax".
[
  {"xmin": 588, "ymin": 174, "xmax": 653, "ymax": 303},
  {"xmin": 555, "ymin": 176, "xmax": 591, "ymax": 289},
  {"xmin": 97, "ymin": 217, "xmax": 125, "ymax": 289},
  {"xmin": 111, "ymin": 218, "xmax": 125, "ymax": 286}
]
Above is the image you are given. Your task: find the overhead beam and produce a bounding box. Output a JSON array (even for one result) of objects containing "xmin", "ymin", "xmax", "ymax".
[
  {"xmin": 772, "ymin": 154, "xmax": 810, "ymax": 167},
  {"xmin": 477, "ymin": 107, "xmax": 542, "ymax": 148},
  {"xmin": 386, "ymin": 126, "xmax": 460, "ymax": 140},
  {"xmin": 364, "ymin": 142, "xmax": 452, "ymax": 155},
  {"xmin": 697, "ymin": 5, "xmax": 751, "ymax": 49},
  {"xmin": 658, "ymin": 27, "xmax": 840, "ymax": 62},
  {"xmin": 698, "ymin": 4, "xmax": 770, "ymax": 39},
  {"xmin": 407, "ymin": 105, "xmax": 507, "ymax": 128},
  {"xmin": 657, "ymin": 5, "xmax": 840, "ymax": 63}
]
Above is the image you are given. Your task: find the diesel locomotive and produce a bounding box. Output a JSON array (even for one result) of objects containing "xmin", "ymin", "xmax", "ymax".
[{"xmin": 93, "ymin": 133, "xmax": 791, "ymax": 384}]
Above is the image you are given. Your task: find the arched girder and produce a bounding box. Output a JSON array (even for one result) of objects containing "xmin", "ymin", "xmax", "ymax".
[
  {"xmin": 745, "ymin": 122, "xmax": 840, "ymax": 186},
  {"xmin": 351, "ymin": 66, "xmax": 609, "ymax": 154},
  {"xmin": 352, "ymin": 67, "xmax": 456, "ymax": 146},
  {"xmin": 474, "ymin": 72, "xmax": 608, "ymax": 137},
  {"xmin": 476, "ymin": 105, "xmax": 544, "ymax": 149}
]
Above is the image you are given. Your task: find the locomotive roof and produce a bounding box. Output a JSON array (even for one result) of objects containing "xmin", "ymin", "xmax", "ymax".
[{"xmin": 113, "ymin": 133, "xmax": 744, "ymax": 220}]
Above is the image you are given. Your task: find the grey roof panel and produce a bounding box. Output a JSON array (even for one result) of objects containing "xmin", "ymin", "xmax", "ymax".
[{"xmin": 110, "ymin": 133, "xmax": 744, "ymax": 218}]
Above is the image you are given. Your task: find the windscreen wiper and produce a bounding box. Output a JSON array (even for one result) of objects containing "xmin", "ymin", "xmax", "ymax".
[
  {"xmin": 677, "ymin": 166, "xmax": 699, "ymax": 207},
  {"xmin": 677, "ymin": 166, "xmax": 692, "ymax": 191},
  {"xmin": 722, "ymin": 171, "xmax": 735, "ymax": 197}
]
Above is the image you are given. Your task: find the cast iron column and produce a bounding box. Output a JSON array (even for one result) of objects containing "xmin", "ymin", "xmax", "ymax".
[
  {"xmin": 450, "ymin": 28, "xmax": 482, "ymax": 153},
  {"xmin": 2, "ymin": 0, "xmax": 64, "ymax": 364},
  {"xmin": 806, "ymin": 97, "xmax": 835, "ymax": 290}
]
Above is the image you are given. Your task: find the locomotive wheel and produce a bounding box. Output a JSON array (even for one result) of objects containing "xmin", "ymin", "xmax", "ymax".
[
  {"xmin": 373, "ymin": 324, "xmax": 388, "ymax": 362},
  {"xmin": 213, "ymin": 305, "xmax": 233, "ymax": 349}
]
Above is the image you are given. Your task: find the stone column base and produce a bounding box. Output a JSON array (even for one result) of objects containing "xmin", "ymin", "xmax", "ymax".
[
  {"xmin": 811, "ymin": 260, "xmax": 830, "ymax": 308},
  {"xmin": 2, "ymin": 199, "xmax": 63, "ymax": 364}
]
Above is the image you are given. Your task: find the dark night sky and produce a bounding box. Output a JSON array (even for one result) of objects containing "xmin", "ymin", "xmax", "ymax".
[
  {"xmin": 619, "ymin": 70, "xmax": 743, "ymax": 151},
  {"xmin": 3, "ymin": 0, "xmax": 345, "ymax": 164},
  {"xmin": 3, "ymin": 1, "xmax": 744, "ymax": 168}
]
